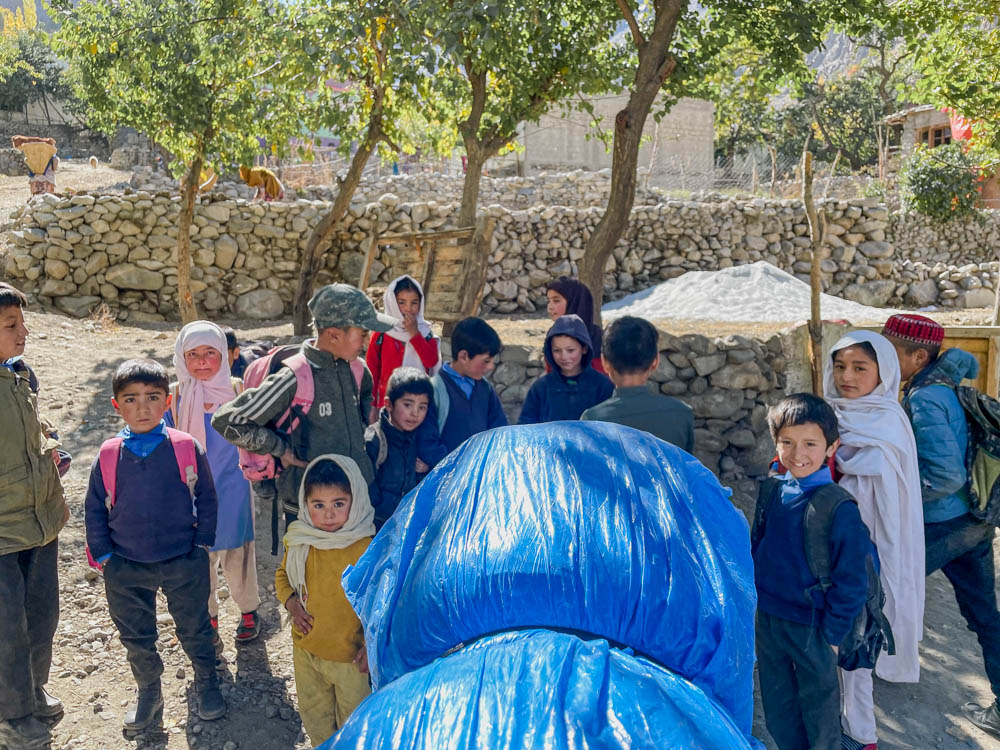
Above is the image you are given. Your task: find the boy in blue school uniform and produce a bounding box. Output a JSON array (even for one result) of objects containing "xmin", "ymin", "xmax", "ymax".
[
  {"xmin": 420, "ymin": 317, "xmax": 507, "ymax": 458},
  {"xmin": 753, "ymin": 393, "xmax": 875, "ymax": 750},
  {"xmin": 84, "ymin": 359, "xmax": 225, "ymax": 733}
]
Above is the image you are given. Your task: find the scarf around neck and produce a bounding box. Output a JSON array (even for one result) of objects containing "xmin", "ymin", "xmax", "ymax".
[{"xmin": 382, "ymin": 275, "xmax": 440, "ymax": 374}]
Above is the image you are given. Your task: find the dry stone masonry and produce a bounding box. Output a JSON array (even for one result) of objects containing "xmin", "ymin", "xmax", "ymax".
[
  {"xmin": 0, "ymin": 147, "xmax": 29, "ymax": 177},
  {"xmin": 4, "ymin": 185, "xmax": 1000, "ymax": 320}
]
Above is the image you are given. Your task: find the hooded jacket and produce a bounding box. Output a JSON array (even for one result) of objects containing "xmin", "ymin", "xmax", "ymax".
[
  {"xmin": 365, "ymin": 408, "xmax": 420, "ymax": 528},
  {"xmin": 902, "ymin": 347, "xmax": 978, "ymax": 523},
  {"xmin": 518, "ymin": 315, "xmax": 614, "ymax": 425}
]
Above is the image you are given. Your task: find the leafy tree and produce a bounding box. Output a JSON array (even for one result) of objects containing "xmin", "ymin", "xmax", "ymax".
[
  {"xmin": 1, "ymin": 0, "xmax": 39, "ymax": 86},
  {"xmin": 52, "ymin": 0, "xmax": 303, "ymax": 323},
  {"xmin": 287, "ymin": 0, "xmax": 445, "ymax": 333},
  {"xmin": 0, "ymin": 31, "xmax": 72, "ymax": 118},
  {"xmin": 407, "ymin": 0, "xmax": 621, "ymax": 229},
  {"xmin": 576, "ymin": 0, "xmax": 886, "ymax": 314},
  {"xmin": 900, "ymin": 142, "xmax": 984, "ymax": 222}
]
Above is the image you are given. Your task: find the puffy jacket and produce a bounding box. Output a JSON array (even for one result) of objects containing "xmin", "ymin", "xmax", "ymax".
[
  {"xmin": 365, "ymin": 409, "xmax": 419, "ymax": 529},
  {"xmin": 519, "ymin": 315, "xmax": 613, "ymax": 424},
  {"xmin": 0, "ymin": 367, "xmax": 65, "ymax": 555},
  {"xmin": 902, "ymin": 348, "xmax": 978, "ymax": 523}
]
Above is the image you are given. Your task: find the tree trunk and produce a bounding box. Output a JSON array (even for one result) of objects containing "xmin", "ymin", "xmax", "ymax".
[
  {"xmin": 458, "ymin": 142, "xmax": 486, "ymax": 229},
  {"xmin": 578, "ymin": 0, "xmax": 683, "ymax": 323},
  {"xmin": 291, "ymin": 136, "xmax": 377, "ymax": 334},
  {"xmin": 176, "ymin": 157, "xmax": 202, "ymax": 325},
  {"xmin": 801, "ymin": 148, "xmax": 826, "ymax": 396}
]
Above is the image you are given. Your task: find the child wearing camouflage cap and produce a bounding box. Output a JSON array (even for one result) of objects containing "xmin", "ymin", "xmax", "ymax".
[{"xmin": 212, "ymin": 284, "xmax": 396, "ymax": 533}]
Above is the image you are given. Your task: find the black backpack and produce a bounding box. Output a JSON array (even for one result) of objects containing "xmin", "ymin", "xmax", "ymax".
[
  {"xmin": 752, "ymin": 478, "xmax": 895, "ymax": 672},
  {"xmin": 914, "ymin": 377, "xmax": 1000, "ymax": 527}
]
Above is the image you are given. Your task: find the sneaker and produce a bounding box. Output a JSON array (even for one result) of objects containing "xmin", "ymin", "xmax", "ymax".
[
  {"xmin": 195, "ymin": 677, "xmax": 226, "ymax": 721},
  {"xmin": 124, "ymin": 682, "xmax": 164, "ymax": 732},
  {"xmin": 841, "ymin": 735, "xmax": 877, "ymax": 750},
  {"xmin": 963, "ymin": 700, "xmax": 1000, "ymax": 738},
  {"xmin": 34, "ymin": 686, "xmax": 63, "ymax": 718},
  {"xmin": 0, "ymin": 714, "xmax": 52, "ymax": 748},
  {"xmin": 235, "ymin": 611, "xmax": 260, "ymax": 643}
]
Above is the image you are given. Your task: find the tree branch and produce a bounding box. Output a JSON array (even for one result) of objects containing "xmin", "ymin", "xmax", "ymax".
[{"xmin": 616, "ymin": 0, "xmax": 645, "ymax": 47}]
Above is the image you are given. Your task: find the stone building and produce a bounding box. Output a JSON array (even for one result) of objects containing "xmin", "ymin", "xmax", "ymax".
[
  {"xmin": 521, "ymin": 95, "xmax": 714, "ymax": 190},
  {"xmin": 884, "ymin": 104, "xmax": 953, "ymax": 166}
]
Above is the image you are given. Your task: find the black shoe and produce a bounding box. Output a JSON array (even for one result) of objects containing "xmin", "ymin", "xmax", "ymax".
[
  {"xmin": 0, "ymin": 714, "xmax": 51, "ymax": 748},
  {"xmin": 195, "ymin": 678, "xmax": 226, "ymax": 720},
  {"xmin": 963, "ymin": 700, "xmax": 1000, "ymax": 738},
  {"xmin": 34, "ymin": 686, "xmax": 64, "ymax": 718},
  {"xmin": 124, "ymin": 683, "xmax": 164, "ymax": 732}
]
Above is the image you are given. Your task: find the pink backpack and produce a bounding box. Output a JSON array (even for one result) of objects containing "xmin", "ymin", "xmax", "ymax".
[
  {"xmin": 237, "ymin": 346, "xmax": 367, "ymax": 481},
  {"xmin": 85, "ymin": 427, "xmax": 199, "ymax": 568}
]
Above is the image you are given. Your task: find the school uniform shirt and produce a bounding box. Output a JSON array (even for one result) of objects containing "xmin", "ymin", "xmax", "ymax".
[{"xmin": 274, "ymin": 539, "xmax": 370, "ymax": 662}]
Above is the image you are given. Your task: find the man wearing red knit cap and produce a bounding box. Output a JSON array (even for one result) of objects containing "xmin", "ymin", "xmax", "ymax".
[{"xmin": 883, "ymin": 313, "xmax": 1000, "ymax": 737}]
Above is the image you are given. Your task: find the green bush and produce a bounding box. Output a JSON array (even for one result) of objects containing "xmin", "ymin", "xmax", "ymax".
[{"xmin": 900, "ymin": 143, "xmax": 984, "ymax": 223}]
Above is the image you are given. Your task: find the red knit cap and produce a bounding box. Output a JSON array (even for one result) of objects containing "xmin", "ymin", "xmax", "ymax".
[{"xmin": 882, "ymin": 313, "xmax": 945, "ymax": 346}]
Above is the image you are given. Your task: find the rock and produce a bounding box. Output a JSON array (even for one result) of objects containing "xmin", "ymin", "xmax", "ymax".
[
  {"xmin": 904, "ymin": 278, "xmax": 939, "ymax": 307},
  {"xmin": 215, "ymin": 235, "xmax": 238, "ymax": 269},
  {"xmin": 492, "ymin": 279, "xmax": 518, "ymax": 300},
  {"xmin": 106, "ymin": 264, "xmax": 165, "ymax": 291},
  {"xmin": 54, "ymin": 296, "xmax": 101, "ymax": 318},
  {"xmin": 692, "ymin": 353, "xmax": 727, "ymax": 377},
  {"xmin": 723, "ymin": 428, "xmax": 757, "ymax": 448},
  {"xmin": 708, "ymin": 362, "xmax": 768, "ymax": 390},
  {"xmin": 689, "ymin": 389, "xmax": 744, "ymax": 419},
  {"xmin": 44, "ymin": 259, "xmax": 70, "ymax": 280},
  {"xmin": 202, "ymin": 204, "xmax": 231, "ymax": 223},
  {"xmin": 960, "ymin": 288, "xmax": 995, "ymax": 309},
  {"xmin": 40, "ymin": 279, "xmax": 77, "ymax": 296},
  {"xmin": 857, "ymin": 240, "xmax": 893, "ymax": 259},
  {"xmin": 234, "ymin": 289, "xmax": 284, "ymax": 319},
  {"xmin": 694, "ymin": 428, "xmax": 727, "ymax": 453},
  {"xmin": 842, "ymin": 280, "xmax": 895, "ymax": 307}
]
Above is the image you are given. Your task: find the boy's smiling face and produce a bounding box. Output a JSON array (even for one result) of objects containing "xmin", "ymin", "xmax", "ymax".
[
  {"xmin": 389, "ymin": 392, "xmax": 429, "ymax": 432},
  {"xmin": 550, "ymin": 334, "xmax": 585, "ymax": 377},
  {"xmin": 112, "ymin": 383, "xmax": 172, "ymax": 434},
  {"xmin": 775, "ymin": 422, "xmax": 839, "ymax": 479},
  {"xmin": 0, "ymin": 305, "xmax": 28, "ymax": 362}
]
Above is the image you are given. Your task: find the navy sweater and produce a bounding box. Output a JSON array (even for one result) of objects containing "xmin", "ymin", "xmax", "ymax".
[
  {"xmin": 752, "ymin": 469, "xmax": 875, "ymax": 646},
  {"xmin": 84, "ymin": 439, "xmax": 218, "ymax": 563},
  {"xmin": 431, "ymin": 370, "xmax": 507, "ymax": 453},
  {"xmin": 365, "ymin": 409, "xmax": 419, "ymax": 529}
]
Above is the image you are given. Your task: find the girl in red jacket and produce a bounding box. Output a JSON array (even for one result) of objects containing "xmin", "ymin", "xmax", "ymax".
[{"xmin": 366, "ymin": 275, "xmax": 441, "ymax": 414}]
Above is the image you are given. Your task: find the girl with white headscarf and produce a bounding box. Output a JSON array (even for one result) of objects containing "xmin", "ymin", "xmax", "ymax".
[
  {"xmin": 366, "ymin": 275, "xmax": 441, "ymax": 412},
  {"xmin": 275, "ymin": 454, "xmax": 374, "ymax": 744},
  {"xmin": 169, "ymin": 321, "xmax": 260, "ymax": 643},
  {"xmin": 824, "ymin": 330, "xmax": 924, "ymax": 748}
]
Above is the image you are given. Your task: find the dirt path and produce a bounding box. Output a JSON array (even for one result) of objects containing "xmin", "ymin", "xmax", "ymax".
[
  {"xmin": 13, "ymin": 308, "xmax": 1000, "ymax": 749},
  {"xmin": 0, "ymin": 162, "xmax": 133, "ymax": 228}
]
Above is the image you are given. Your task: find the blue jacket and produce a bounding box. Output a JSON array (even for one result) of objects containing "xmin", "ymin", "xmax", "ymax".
[
  {"xmin": 519, "ymin": 315, "xmax": 614, "ymax": 424},
  {"xmin": 752, "ymin": 468, "xmax": 875, "ymax": 646},
  {"xmin": 366, "ymin": 408, "xmax": 419, "ymax": 529},
  {"xmin": 902, "ymin": 348, "xmax": 978, "ymax": 523},
  {"xmin": 422, "ymin": 367, "xmax": 507, "ymax": 454}
]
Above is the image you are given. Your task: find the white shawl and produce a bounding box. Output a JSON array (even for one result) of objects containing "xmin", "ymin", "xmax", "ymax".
[
  {"xmin": 383, "ymin": 275, "xmax": 441, "ymax": 374},
  {"xmin": 172, "ymin": 321, "xmax": 237, "ymax": 447},
  {"xmin": 282, "ymin": 454, "xmax": 375, "ymax": 608},
  {"xmin": 824, "ymin": 330, "xmax": 925, "ymax": 682}
]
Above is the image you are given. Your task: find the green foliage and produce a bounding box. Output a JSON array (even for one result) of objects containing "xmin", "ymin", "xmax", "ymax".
[
  {"xmin": 900, "ymin": 143, "xmax": 985, "ymax": 222},
  {"xmin": 904, "ymin": 0, "xmax": 1000, "ymax": 149},
  {"xmin": 51, "ymin": 0, "xmax": 303, "ymax": 176},
  {"xmin": 0, "ymin": 31, "xmax": 71, "ymax": 113}
]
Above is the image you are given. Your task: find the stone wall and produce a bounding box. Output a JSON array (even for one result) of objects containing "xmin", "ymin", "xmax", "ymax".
[
  {"xmin": 0, "ymin": 148, "xmax": 28, "ymax": 177},
  {"xmin": 490, "ymin": 328, "xmax": 784, "ymax": 517},
  {"xmin": 5, "ymin": 190, "xmax": 1000, "ymax": 321}
]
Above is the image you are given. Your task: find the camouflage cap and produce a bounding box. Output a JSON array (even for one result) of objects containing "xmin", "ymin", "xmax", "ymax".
[{"xmin": 308, "ymin": 283, "xmax": 396, "ymax": 332}]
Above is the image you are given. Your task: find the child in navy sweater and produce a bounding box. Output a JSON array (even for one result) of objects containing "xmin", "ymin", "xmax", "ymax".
[
  {"xmin": 518, "ymin": 314, "xmax": 612, "ymax": 424},
  {"xmin": 84, "ymin": 359, "xmax": 225, "ymax": 733},
  {"xmin": 753, "ymin": 393, "xmax": 875, "ymax": 750},
  {"xmin": 421, "ymin": 317, "xmax": 507, "ymax": 456},
  {"xmin": 366, "ymin": 367, "xmax": 433, "ymax": 528}
]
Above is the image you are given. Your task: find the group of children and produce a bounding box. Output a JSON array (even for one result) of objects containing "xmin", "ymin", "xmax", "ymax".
[
  {"xmin": 4, "ymin": 268, "xmax": 1000, "ymax": 749},
  {"xmin": 754, "ymin": 316, "xmax": 1000, "ymax": 750}
]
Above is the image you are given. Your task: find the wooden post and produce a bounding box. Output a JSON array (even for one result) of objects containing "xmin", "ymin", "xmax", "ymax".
[{"xmin": 802, "ymin": 146, "xmax": 827, "ymax": 396}]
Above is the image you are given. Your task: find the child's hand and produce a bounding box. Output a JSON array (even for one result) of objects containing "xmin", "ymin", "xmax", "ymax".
[
  {"xmin": 280, "ymin": 448, "xmax": 307, "ymax": 469},
  {"xmin": 402, "ymin": 315, "xmax": 419, "ymax": 337},
  {"xmin": 415, "ymin": 458, "xmax": 429, "ymax": 473},
  {"xmin": 353, "ymin": 645, "xmax": 369, "ymax": 675},
  {"xmin": 285, "ymin": 594, "xmax": 314, "ymax": 635}
]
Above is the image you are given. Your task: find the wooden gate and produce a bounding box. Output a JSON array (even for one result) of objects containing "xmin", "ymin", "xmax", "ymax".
[{"xmin": 357, "ymin": 215, "xmax": 496, "ymax": 327}]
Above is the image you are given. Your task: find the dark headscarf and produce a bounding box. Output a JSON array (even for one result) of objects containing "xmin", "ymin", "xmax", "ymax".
[{"xmin": 546, "ymin": 277, "xmax": 602, "ymax": 358}]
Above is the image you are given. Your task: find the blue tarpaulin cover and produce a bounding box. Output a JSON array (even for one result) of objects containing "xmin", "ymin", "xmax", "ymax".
[
  {"xmin": 341, "ymin": 422, "xmax": 757, "ymax": 740},
  {"xmin": 321, "ymin": 629, "xmax": 757, "ymax": 749}
]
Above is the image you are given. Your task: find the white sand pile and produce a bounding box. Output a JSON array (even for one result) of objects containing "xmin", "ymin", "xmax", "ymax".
[{"xmin": 602, "ymin": 261, "xmax": 896, "ymax": 324}]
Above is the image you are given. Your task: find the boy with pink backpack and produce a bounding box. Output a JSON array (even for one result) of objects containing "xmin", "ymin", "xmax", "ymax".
[
  {"xmin": 212, "ymin": 284, "xmax": 394, "ymax": 549},
  {"xmin": 84, "ymin": 359, "xmax": 225, "ymax": 734}
]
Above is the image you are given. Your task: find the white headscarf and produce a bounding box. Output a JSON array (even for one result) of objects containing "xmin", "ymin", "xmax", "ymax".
[
  {"xmin": 383, "ymin": 275, "xmax": 441, "ymax": 374},
  {"xmin": 282, "ymin": 454, "xmax": 375, "ymax": 607},
  {"xmin": 823, "ymin": 330, "xmax": 925, "ymax": 682},
  {"xmin": 172, "ymin": 321, "xmax": 237, "ymax": 448}
]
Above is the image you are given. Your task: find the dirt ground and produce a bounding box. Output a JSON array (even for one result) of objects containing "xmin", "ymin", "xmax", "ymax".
[
  {"xmin": 0, "ymin": 161, "xmax": 133, "ymax": 228},
  {"xmin": 1, "ymin": 306, "xmax": 993, "ymax": 749}
]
